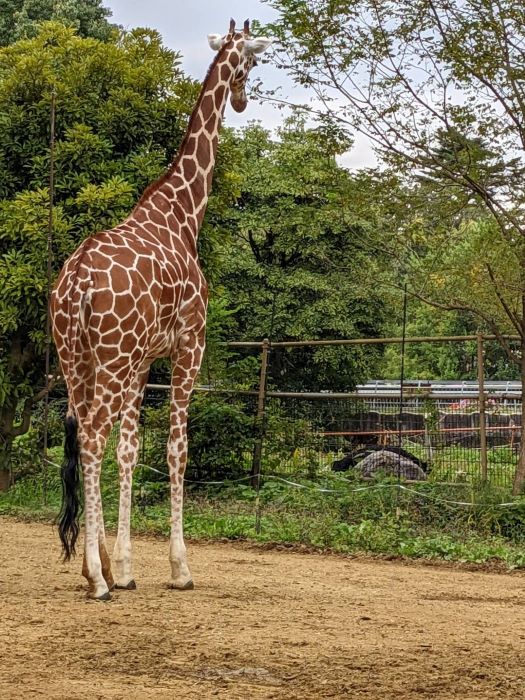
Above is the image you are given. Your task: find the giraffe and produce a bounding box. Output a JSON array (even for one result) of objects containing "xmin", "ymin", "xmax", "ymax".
[{"xmin": 50, "ymin": 19, "xmax": 271, "ymax": 600}]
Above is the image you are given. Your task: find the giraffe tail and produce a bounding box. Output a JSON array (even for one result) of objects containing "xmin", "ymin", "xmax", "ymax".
[{"xmin": 57, "ymin": 414, "xmax": 82, "ymax": 561}]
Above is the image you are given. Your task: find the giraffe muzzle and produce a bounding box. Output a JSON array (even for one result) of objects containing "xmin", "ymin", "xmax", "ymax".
[{"xmin": 230, "ymin": 87, "xmax": 247, "ymax": 113}]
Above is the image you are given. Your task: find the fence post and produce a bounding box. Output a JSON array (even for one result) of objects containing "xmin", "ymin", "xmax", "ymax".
[
  {"xmin": 42, "ymin": 87, "xmax": 57, "ymax": 507},
  {"xmin": 251, "ymin": 338, "xmax": 270, "ymax": 492},
  {"xmin": 477, "ymin": 334, "xmax": 488, "ymax": 484}
]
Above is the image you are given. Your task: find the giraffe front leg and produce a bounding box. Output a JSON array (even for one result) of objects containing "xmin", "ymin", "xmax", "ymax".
[
  {"xmin": 168, "ymin": 446, "xmax": 193, "ymax": 590},
  {"xmin": 112, "ymin": 448, "xmax": 134, "ymax": 588},
  {"xmin": 112, "ymin": 467, "xmax": 135, "ymax": 590},
  {"xmin": 167, "ymin": 332, "xmax": 204, "ymax": 590}
]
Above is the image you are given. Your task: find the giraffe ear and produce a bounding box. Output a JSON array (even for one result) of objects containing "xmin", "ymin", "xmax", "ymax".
[
  {"xmin": 208, "ymin": 34, "xmax": 224, "ymax": 51},
  {"xmin": 245, "ymin": 37, "xmax": 272, "ymax": 54}
]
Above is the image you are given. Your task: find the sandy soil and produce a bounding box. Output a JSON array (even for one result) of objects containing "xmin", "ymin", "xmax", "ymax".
[{"xmin": 1, "ymin": 517, "xmax": 525, "ymax": 699}]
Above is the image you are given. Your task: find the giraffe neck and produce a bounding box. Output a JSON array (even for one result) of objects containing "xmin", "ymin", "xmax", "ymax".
[{"xmin": 133, "ymin": 47, "xmax": 236, "ymax": 242}]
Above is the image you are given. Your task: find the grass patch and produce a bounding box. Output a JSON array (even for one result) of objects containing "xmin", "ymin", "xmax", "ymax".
[{"xmin": 3, "ymin": 458, "xmax": 525, "ymax": 570}]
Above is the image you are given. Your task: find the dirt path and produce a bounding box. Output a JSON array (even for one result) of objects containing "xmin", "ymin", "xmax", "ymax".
[{"xmin": 1, "ymin": 517, "xmax": 525, "ymax": 699}]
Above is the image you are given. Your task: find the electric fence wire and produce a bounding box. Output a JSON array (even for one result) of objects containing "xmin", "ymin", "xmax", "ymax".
[{"xmin": 40, "ymin": 456, "xmax": 523, "ymax": 509}]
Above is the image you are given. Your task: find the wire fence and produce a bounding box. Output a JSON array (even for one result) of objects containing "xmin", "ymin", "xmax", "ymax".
[
  {"xmin": 120, "ymin": 387, "xmax": 518, "ymax": 487},
  {"xmin": 5, "ymin": 333, "xmax": 523, "ymax": 492}
]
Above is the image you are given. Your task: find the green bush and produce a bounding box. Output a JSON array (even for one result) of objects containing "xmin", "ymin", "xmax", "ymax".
[
  {"xmin": 188, "ymin": 393, "xmax": 255, "ymax": 481},
  {"xmin": 4, "ymin": 432, "xmax": 525, "ymax": 571},
  {"xmin": 141, "ymin": 393, "xmax": 255, "ymax": 482}
]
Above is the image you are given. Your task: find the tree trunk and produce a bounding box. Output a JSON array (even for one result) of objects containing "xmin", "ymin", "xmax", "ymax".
[
  {"xmin": 0, "ymin": 369, "xmax": 52, "ymax": 491},
  {"xmin": 0, "ymin": 400, "xmax": 18, "ymax": 491},
  {"xmin": 0, "ymin": 435, "xmax": 13, "ymax": 492}
]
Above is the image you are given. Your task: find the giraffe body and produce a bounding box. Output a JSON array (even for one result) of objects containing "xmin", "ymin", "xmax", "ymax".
[{"xmin": 51, "ymin": 21, "xmax": 270, "ymax": 599}]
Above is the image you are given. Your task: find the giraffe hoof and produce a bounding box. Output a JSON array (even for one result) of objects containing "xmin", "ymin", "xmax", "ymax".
[
  {"xmin": 93, "ymin": 590, "xmax": 112, "ymax": 602},
  {"xmin": 115, "ymin": 579, "xmax": 137, "ymax": 590},
  {"xmin": 167, "ymin": 579, "xmax": 194, "ymax": 591}
]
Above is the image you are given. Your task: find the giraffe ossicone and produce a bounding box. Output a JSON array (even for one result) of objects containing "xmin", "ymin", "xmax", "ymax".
[{"xmin": 50, "ymin": 20, "xmax": 271, "ymax": 600}]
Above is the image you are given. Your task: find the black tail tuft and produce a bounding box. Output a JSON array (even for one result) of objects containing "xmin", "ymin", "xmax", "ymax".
[{"xmin": 57, "ymin": 415, "xmax": 82, "ymax": 561}]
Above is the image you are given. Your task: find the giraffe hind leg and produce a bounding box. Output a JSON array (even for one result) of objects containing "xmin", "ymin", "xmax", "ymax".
[
  {"xmin": 80, "ymin": 366, "xmax": 133, "ymax": 600},
  {"xmin": 112, "ymin": 366, "xmax": 150, "ymax": 590},
  {"xmin": 167, "ymin": 329, "xmax": 205, "ymax": 590},
  {"xmin": 65, "ymin": 361, "xmax": 115, "ymax": 599}
]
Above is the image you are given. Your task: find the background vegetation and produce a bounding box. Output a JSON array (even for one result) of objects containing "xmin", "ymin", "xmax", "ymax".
[
  {"xmin": 2, "ymin": 1, "xmax": 525, "ymax": 566},
  {"xmin": 3, "ymin": 450, "xmax": 525, "ymax": 569}
]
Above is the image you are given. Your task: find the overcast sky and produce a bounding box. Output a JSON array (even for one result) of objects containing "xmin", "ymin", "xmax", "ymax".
[{"xmin": 104, "ymin": 0, "xmax": 376, "ymax": 168}]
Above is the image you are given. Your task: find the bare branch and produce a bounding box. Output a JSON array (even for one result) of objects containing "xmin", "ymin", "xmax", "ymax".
[{"xmin": 485, "ymin": 263, "xmax": 524, "ymax": 337}]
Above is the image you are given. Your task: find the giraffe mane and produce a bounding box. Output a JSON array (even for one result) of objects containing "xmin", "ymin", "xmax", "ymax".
[{"xmin": 134, "ymin": 36, "xmax": 236, "ymax": 210}]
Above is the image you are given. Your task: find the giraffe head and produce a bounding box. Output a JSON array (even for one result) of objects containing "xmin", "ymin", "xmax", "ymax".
[{"xmin": 207, "ymin": 19, "xmax": 271, "ymax": 113}]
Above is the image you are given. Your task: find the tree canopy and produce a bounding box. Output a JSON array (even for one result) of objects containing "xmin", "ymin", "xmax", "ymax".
[
  {"xmin": 0, "ymin": 0, "xmax": 117, "ymax": 45},
  {"xmin": 264, "ymin": 0, "xmax": 525, "ymax": 301},
  {"xmin": 0, "ymin": 21, "xmax": 201, "ymax": 467},
  {"xmin": 214, "ymin": 118, "xmax": 394, "ymax": 391},
  {"xmin": 265, "ymin": 0, "xmax": 525, "ymax": 203}
]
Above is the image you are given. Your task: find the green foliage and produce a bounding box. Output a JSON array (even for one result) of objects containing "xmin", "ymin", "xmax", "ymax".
[
  {"xmin": 215, "ymin": 117, "xmax": 394, "ymax": 391},
  {"xmin": 381, "ymin": 306, "xmax": 480, "ymax": 380},
  {"xmin": 200, "ymin": 291, "xmax": 240, "ymax": 385},
  {"xmin": 0, "ymin": 0, "xmax": 117, "ymax": 46},
  {"xmin": 0, "ymin": 22, "xmax": 253, "ymax": 466},
  {"xmin": 187, "ymin": 393, "xmax": 255, "ymax": 481},
  {"xmin": 141, "ymin": 393, "xmax": 255, "ymax": 482},
  {"xmin": 4, "ymin": 468, "xmax": 525, "ymax": 569},
  {"xmin": 263, "ymin": 401, "xmax": 322, "ymax": 478}
]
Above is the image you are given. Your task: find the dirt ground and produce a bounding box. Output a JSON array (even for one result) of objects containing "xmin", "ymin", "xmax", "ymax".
[{"xmin": 1, "ymin": 517, "xmax": 525, "ymax": 699}]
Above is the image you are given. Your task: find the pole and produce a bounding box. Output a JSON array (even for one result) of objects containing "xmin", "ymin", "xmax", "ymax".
[
  {"xmin": 251, "ymin": 338, "xmax": 270, "ymax": 487},
  {"xmin": 396, "ymin": 283, "xmax": 408, "ymax": 515},
  {"xmin": 477, "ymin": 334, "xmax": 488, "ymax": 484},
  {"xmin": 251, "ymin": 339, "xmax": 270, "ymax": 533},
  {"xmin": 42, "ymin": 87, "xmax": 56, "ymax": 505}
]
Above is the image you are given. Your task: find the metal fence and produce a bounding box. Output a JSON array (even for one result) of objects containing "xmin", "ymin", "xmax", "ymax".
[
  {"xmin": 109, "ymin": 333, "xmax": 520, "ymax": 488},
  {"xmin": 122, "ymin": 385, "xmax": 519, "ymax": 487},
  {"xmin": 12, "ymin": 333, "xmax": 523, "ymax": 490},
  {"xmin": 264, "ymin": 392, "xmax": 520, "ymax": 485}
]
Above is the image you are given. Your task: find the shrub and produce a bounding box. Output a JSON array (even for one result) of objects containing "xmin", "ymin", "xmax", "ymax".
[{"xmin": 141, "ymin": 393, "xmax": 255, "ymax": 482}]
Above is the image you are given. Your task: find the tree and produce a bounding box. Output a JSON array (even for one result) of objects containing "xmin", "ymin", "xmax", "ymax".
[
  {"xmin": 0, "ymin": 0, "xmax": 117, "ymax": 46},
  {"xmin": 216, "ymin": 118, "xmax": 394, "ymax": 392},
  {"xmin": 265, "ymin": 0, "xmax": 525, "ymax": 492},
  {"xmin": 380, "ymin": 302, "xmax": 521, "ymax": 381},
  {"xmin": 407, "ymin": 215, "xmax": 524, "ymax": 368},
  {"xmin": 0, "ymin": 21, "xmax": 244, "ymax": 474}
]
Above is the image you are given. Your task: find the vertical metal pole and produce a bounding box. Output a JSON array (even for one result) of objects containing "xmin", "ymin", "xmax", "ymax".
[
  {"xmin": 251, "ymin": 338, "xmax": 270, "ymax": 487},
  {"xmin": 251, "ymin": 339, "xmax": 270, "ymax": 533},
  {"xmin": 42, "ymin": 87, "xmax": 56, "ymax": 506},
  {"xmin": 477, "ymin": 334, "xmax": 488, "ymax": 484},
  {"xmin": 397, "ymin": 284, "xmax": 408, "ymax": 453},
  {"xmin": 396, "ymin": 283, "xmax": 408, "ymax": 517}
]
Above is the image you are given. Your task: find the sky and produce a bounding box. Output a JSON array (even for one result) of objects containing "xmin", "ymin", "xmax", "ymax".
[{"xmin": 104, "ymin": 0, "xmax": 376, "ymax": 169}]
